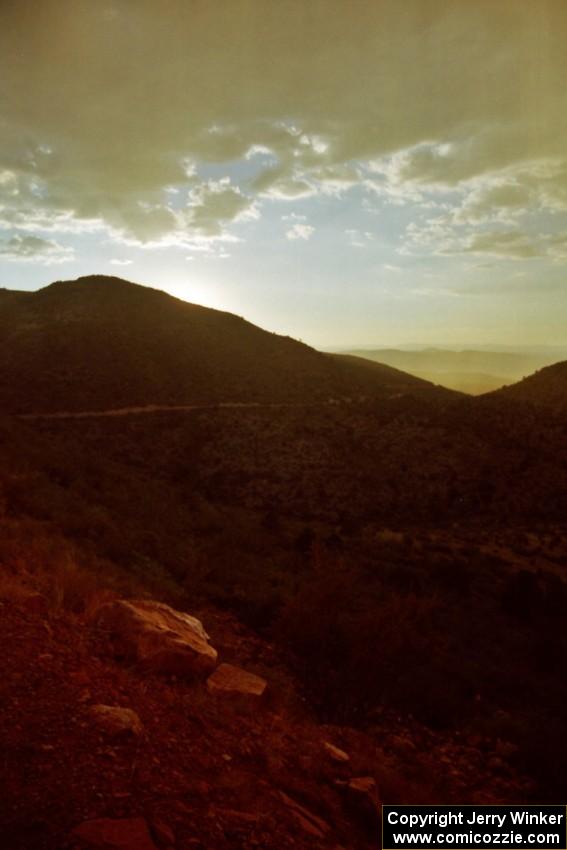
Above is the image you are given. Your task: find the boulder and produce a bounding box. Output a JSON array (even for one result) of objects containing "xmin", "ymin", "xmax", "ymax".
[
  {"xmin": 348, "ymin": 775, "xmax": 379, "ymax": 797},
  {"xmin": 206, "ymin": 663, "xmax": 267, "ymax": 700},
  {"xmin": 278, "ymin": 791, "xmax": 330, "ymax": 839},
  {"xmin": 343, "ymin": 776, "xmax": 380, "ymax": 826},
  {"xmin": 149, "ymin": 819, "xmax": 175, "ymax": 848},
  {"xmin": 87, "ymin": 704, "xmax": 143, "ymax": 737},
  {"xmin": 71, "ymin": 817, "xmax": 158, "ymax": 850},
  {"xmin": 91, "ymin": 599, "xmax": 217, "ymax": 677},
  {"xmin": 323, "ymin": 741, "xmax": 350, "ymax": 763},
  {"xmin": 388, "ymin": 733, "xmax": 417, "ymax": 756}
]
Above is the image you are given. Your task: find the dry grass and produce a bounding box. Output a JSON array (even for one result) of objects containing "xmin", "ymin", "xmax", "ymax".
[{"xmin": 0, "ymin": 516, "xmax": 132, "ymax": 615}]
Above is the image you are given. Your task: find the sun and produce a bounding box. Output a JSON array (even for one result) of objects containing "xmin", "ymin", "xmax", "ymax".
[{"xmin": 160, "ymin": 273, "xmax": 227, "ymax": 312}]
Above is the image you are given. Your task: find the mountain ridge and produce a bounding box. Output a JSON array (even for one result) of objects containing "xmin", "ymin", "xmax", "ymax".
[
  {"xmin": 487, "ymin": 360, "xmax": 567, "ymax": 410},
  {"xmin": 0, "ymin": 275, "xmax": 454, "ymax": 414}
]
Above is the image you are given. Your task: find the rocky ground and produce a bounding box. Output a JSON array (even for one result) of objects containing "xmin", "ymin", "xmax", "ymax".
[{"xmin": 0, "ymin": 583, "xmax": 530, "ymax": 850}]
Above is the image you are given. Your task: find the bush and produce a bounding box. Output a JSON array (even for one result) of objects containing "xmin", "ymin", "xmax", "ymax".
[{"xmin": 275, "ymin": 556, "xmax": 470, "ymax": 726}]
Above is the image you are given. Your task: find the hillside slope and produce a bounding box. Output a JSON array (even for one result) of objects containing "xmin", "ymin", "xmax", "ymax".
[
  {"xmin": 489, "ymin": 361, "xmax": 567, "ymax": 411},
  {"xmin": 0, "ymin": 276, "xmax": 450, "ymax": 414},
  {"xmin": 0, "ymin": 287, "xmax": 28, "ymax": 303},
  {"xmin": 1, "ymin": 566, "xmax": 528, "ymax": 850}
]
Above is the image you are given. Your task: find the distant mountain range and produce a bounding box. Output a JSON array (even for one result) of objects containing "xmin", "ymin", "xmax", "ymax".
[
  {"xmin": 0, "ymin": 276, "xmax": 450, "ymax": 415},
  {"xmin": 339, "ymin": 347, "xmax": 563, "ymax": 394}
]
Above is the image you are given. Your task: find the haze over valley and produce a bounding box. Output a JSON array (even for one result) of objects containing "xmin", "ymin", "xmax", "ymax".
[{"xmin": 336, "ymin": 347, "xmax": 567, "ymax": 395}]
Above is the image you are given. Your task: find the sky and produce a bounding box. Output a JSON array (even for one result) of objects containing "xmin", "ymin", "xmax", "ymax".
[{"xmin": 1, "ymin": 0, "xmax": 566, "ymax": 348}]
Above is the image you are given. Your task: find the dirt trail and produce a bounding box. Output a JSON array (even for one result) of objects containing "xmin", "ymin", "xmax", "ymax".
[{"xmin": 17, "ymin": 401, "xmax": 320, "ymax": 420}]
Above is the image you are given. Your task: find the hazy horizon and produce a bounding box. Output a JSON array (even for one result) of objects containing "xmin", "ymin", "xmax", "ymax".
[
  {"xmin": 1, "ymin": 1, "xmax": 566, "ymax": 348},
  {"xmin": 4, "ymin": 273, "xmax": 567, "ymax": 359},
  {"xmin": 3, "ymin": 274, "xmax": 567, "ymax": 357}
]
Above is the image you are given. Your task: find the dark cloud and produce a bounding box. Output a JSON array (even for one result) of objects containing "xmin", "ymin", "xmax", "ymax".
[
  {"xmin": 0, "ymin": 1, "xmax": 566, "ymax": 250},
  {"xmin": 0, "ymin": 234, "xmax": 73, "ymax": 263}
]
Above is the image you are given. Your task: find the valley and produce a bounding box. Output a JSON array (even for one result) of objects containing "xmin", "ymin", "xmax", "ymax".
[{"xmin": 1, "ymin": 277, "xmax": 566, "ymax": 849}]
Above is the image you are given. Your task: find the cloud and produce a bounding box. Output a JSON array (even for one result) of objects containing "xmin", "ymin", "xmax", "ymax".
[
  {"xmin": 403, "ymin": 216, "xmax": 456, "ymax": 255},
  {"xmin": 404, "ymin": 210, "xmax": 567, "ymax": 261},
  {"xmin": 546, "ymin": 231, "xmax": 567, "ymax": 260},
  {"xmin": 453, "ymin": 180, "xmax": 534, "ymax": 225},
  {"xmin": 345, "ymin": 229, "xmax": 374, "ymax": 248},
  {"xmin": 462, "ymin": 229, "xmax": 540, "ymax": 259},
  {"xmin": 456, "ymin": 274, "xmax": 566, "ymax": 297},
  {"xmin": 186, "ymin": 179, "xmax": 258, "ymax": 236},
  {"xmin": 281, "ymin": 212, "xmax": 306, "ymax": 222},
  {"xmin": 411, "ymin": 285, "xmax": 461, "ymax": 298},
  {"xmin": 253, "ymin": 167, "xmax": 316, "ymax": 200},
  {"xmin": 0, "ymin": 1, "xmax": 566, "ymax": 253},
  {"xmin": 0, "ymin": 233, "xmax": 73, "ymax": 263},
  {"xmin": 286, "ymin": 223, "xmax": 314, "ymax": 241},
  {"xmin": 109, "ymin": 258, "xmax": 132, "ymax": 266}
]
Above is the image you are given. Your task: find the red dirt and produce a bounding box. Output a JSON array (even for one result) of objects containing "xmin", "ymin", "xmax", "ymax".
[
  {"xmin": 0, "ymin": 591, "xmax": 529, "ymax": 850},
  {"xmin": 0, "ymin": 595, "xmax": 380, "ymax": 849}
]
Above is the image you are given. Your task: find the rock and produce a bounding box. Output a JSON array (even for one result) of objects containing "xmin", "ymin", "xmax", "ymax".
[
  {"xmin": 220, "ymin": 809, "xmax": 259, "ymax": 824},
  {"xmin": 344, "ymin": 776, "xmax": 380, "ymax": 826},
  {"xmin": 87, "ymin": 704, "xmax": 144, "ymax": 737},
  {"xmin": 71, "ymin": 817, "xmax": 158, "ymax": 850},
  {"xmin": 91, "ymin": 599, "xmax": 217, "ymax": 677},
  {"xmin": 388, "ymin": 734, "xmax": 417, "ymax": 756},
  {"xmin": 206, "ymin": 663, "xmax": 267, "ymax": 700},
  {"xmin": 348, "ymin": 776, "xmax": 378, "ymax": 796},
  {"xmin": 323, "ymin": 741, "xmax": 350, "ymax": 763},
  {"xmin": 150, "ymin": 819, "xmax": 175, "ymax": 848},
  {"xmin": 278, "ymin": 791, "xmax": 330, "ymax": 839},
  {"xmin": 217, "ymin": 809, "xmax": 260, "ymax": 829}
]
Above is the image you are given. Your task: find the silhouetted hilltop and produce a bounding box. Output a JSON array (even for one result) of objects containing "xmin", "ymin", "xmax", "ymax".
[
  {"xmin": 0, "ymin": 276, "xmax": 451, "ymax": 414},
  {"xmin": 489, "ymin": 361, "xmax": 567, "ymax": 411},
  {"xmin": 0, "ymin": 288, "xmax": 28, "ymax": 302}
]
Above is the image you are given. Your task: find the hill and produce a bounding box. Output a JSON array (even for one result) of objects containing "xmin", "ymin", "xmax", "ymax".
[
  {"xmin": 1, "ymin": 398, "xmax": 566, "ymax": 818},
  {"xmin": 0, "ymin": 287, "xmax": 28, "ymax": 302},
  {"xmin": 489, "ymin": 361, "xmax": 567, "ymax": 411},
  {"xmin": 0, "ymin": 276, "xmax": 449, "ymax": 414},
  {"xmin": 340, "ymin": 348, "xmax": 557, "ymax": 395},
  {"xmin": 1, "ymin": 274, "xmax": 567, "ymax": 816}
]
